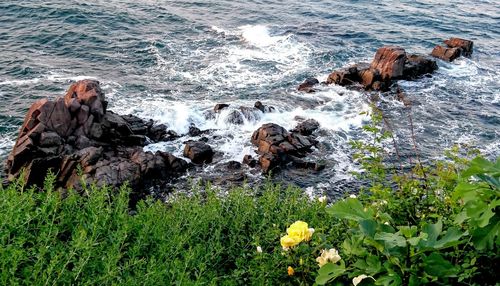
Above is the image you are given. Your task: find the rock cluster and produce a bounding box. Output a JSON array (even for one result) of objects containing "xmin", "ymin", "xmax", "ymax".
[
  {"xmin": 299, "ymin": 37, "xmax": 472, "ymax": 92},
  {"xmin": 4, "ymin": 80, "xmax": 188, "ymax": 191},
  {"xmin": 249, "ymin": 120, "xmax": 322, "ymax": 173},
  {"xmin": 431, "ymin": 37, "xmax": 474, "ymax": 62}
]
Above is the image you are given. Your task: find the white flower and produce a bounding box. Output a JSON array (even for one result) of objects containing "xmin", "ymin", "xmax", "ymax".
[
  {"xmin": 308, "ymin": 228, "xmax": 315, "ymax": 236},
  {"xmin": 256, "ymin": 246, "xmax": 262, "ymax": 253},
  {"xmin": 349, "ymin": 194, "xmax": 357, "ymax": 198},
  {"xmin": 352, "ymin": 274, "xmax": 375, "ymax": 286},
  {"xmin": 316, "ymin": 248, "xmax": 341, "ymax": 267},
  {"xmin": 318, "ymin": 196, "xmax": 327, "ymax": 203},
  {"xmin": 384, "ymin": 222, "xmax": 390, "ymax": 225}
]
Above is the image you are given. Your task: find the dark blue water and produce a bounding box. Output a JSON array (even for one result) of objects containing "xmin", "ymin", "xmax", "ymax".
[{"xmin": 1, "ymin": 1, "xmax": 499, "ymax": 193}]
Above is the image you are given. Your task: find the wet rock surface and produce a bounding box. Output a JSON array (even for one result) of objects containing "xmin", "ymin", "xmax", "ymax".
[
  {"xmin": 432, "ymin": 37, "xmax": 474, "ymax": 62},
  {"xmin": 183, "ymin": 141, "xmax": 214, "ymax": 164},
  {"xmin": 249, "ymin": 122, "xmax": 320, "ymax": 173},
  {"xmin": 301, "ymin": 38, "xmax": 471, "ymax": 92},
  {"xmin": 4, "ymin": 80, "xmax": 188, "ymax": 194}
]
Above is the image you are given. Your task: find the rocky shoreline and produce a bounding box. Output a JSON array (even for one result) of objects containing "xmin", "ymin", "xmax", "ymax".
[{"xmin": 3, "ymin": 37, "xmax": 473, "ymax": 197}]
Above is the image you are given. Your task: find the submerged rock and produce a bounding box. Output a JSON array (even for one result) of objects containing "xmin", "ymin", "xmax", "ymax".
[
  {"xmin": 4, "ymin": 80, "xmax": 187, "ymax": 192},
  {"xmin": 297, "ymin": 77, "xmax": 319, "ymax": 93}
]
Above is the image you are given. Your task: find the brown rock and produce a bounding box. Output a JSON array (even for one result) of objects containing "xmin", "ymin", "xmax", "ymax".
[
  {"xmin": 183, "ymin": 141, "xmax": 214, "ymax": 164},
  {"xmin": 46, "ymin": 98, "xmax": 72, "ymax": 137},
  {"xmin": 67, "ymin": 98, "xmax": 81, "ymax": 114},
  {"xmin": 163, "ymin": 152, "xmax": 189, "ymax": 174},
  {"xmin": 370, "ymin": 46, "xmax": 406, "ymax": 80},
  {"xmin": 431, "ymin": 45, "xmax": 461, "ymax": 62},
  {"xmin": 298, "ymin": 77, "xmax": 319, "ymax": 93},
  {"xmin": 292, "ymin": 119, "xmax": 320, "ymax": 136},
  {"xmin": 214, "ymin": 103, "xmax": 229, "ymax": 113},
  {"xmin": 243, "ymin": 154, "xmax": 257, "ymax": 167},
  {"xmin": 39, "ymin": 132, "xmax": 62, "ymax": 147},
  {"xmin": 259, "ymin": 153, "xmax": 279, "ymax": 173},
  {"xmin": 326, "ymin": 66, "xmax": 360, "ymax": 86},
  {"xmin": 444, "ymin": 37, "xmax": 473, "ymax": 57},
  {"xmin": 403, "ymin": 54, "xmax": 438, "ymax": 79},
  {"xmin": 64, "ymin": 79, "xmax": 104, "ymax": 106}
]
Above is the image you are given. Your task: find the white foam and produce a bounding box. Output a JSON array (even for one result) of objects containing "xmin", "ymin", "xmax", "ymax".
[
  {"xmin": 0, "ymin": 134, "xmax": 15, "ymax": 158},
  {"xmin": 0, "ymin": 72, "xmax": 98, "ymax": 87},
  {"xmin": 156, "ymin": 24, "xmax": 312, "ymax": 91}
]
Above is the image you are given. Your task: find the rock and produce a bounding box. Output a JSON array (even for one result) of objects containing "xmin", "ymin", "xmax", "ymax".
[
  {"xmin": 214, "ymin": 103, "xmax": 229, "ymax": 113},
  {"xmin": 298, "ymin": 77, "xmax": 319, "ymax": 93},
  {"xmin": 39, "ymin": 132, "xmax": 62, "ymax": 147},
  {"xmin": 254, "ymin": 101, "xmax": 265, "ymax": 112},
  {"xmin": 183, "ymin": 141, "xmax": 214, "ymax": 164},
  {"xmin": 243, "ymin": 154, "xmax": 257, "ymax": 168},
  {"xmin": 292, "ymin": 119, "xmax": 320, "ymax": 136},
  {"xmin": 403, "ymin": 54, "xmax": 438, "ymax": 79},
  {"xmin": 444, "ymin": 37, "xmax": 473, "ymax": 57},
  {"xmin": 254, "ymin": 101, "xmax": 275, "ymax": 113},
  {"xmin": 259, "ymin": 153, "xmax": 279, "ymax": 174},
  {"xmin": 5, "ymin": 80, "xmax": 187, "ymax": 193},
  {"xmin": 225, "ymin": 161, "xmax": 242, "ymax": 170},
  {"xmin": 370, "ymin": 46, "xmax": 406, "ymax": 80},
  {"xmin": 431, "ymin": 45, "xmax": 461, "ymax": 62},
  {"xmin": 326, "ymin": 65, "xmax": 360, "ymax": 86},
  {"xmin": 67, "ymin": 98, "xmax": 81, "ymax": 114},
  {"xmin": 163, "ymin": 152, "xmax": 189, "ymax": 174},
  {"xmin": 251, "ymin": 123, "xmax": 318, "ymax": 174},
  {"xmin": 188, "ymin": 125, "xmax": 202, "ymax": 137}
]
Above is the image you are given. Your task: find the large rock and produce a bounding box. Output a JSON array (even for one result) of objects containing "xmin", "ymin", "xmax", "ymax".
[
  {"xmin": 431, "ymin": 37, "xmax": 473, "ymax": 62},
  {"xmin": 370, "ymin": 46, "xmax": 406, "ymax": 80},
  {"xmin": 4, "ymin": 80, "xmax": 187, "ymax": 192},
  {"xmin": 431, "ymin": 45, "xmax": 461, "ymax": 62},
  {"xmin": 444, "ymin": 37, "xmax": 473, "ymax": 57},
  {"xmin": 183, "ymin": 141, "xmax": 214, "ymax": 164},
  {"xmin": 250, "ymin": 122, "xmax": 319, "ymax": 173},
  {"xmin": 403, "ymin": 54, "xmax": 438, "ymax": 79}
]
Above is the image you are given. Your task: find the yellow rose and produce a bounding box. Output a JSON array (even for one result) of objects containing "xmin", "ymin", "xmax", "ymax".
[
  {"xmin": 280, "ymin": 235, "xmax": 301, "ymax": 250},
  {"xmin": 287, "ymin": 221, "xmax": 313, "ymax": 242}
]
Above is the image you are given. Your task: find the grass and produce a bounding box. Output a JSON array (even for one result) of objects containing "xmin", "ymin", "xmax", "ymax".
[{"xmin": 0, "ymin": 174, "xmax": 339, "ymax": 285}]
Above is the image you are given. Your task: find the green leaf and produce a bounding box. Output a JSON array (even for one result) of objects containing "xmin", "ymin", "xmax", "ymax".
[
  {"xmin": 360, "ymin": 219, "xmax": 378, "ymax": 237},
  {"xmin": 471, "ymin": 217, "xmax": 500, "ymax": 250},
  {"xmin": 326, "ymin": 198, "xmax": 373, "ymax": 222},
  {"xmin": 374, "ymin": 232, "xmax": 406, "ymax": 249},
  {"xmin": 419, "ymin": 219, "xmax": 442, "ymax": 248},
  {"xmin": 433, "ymin": 227, "xmax": 464, "ymax": 249},
  {"xmin": 316, "ymin": 261, "xmax": 346, "ymax": 285},
  {"xmin": 423, "ymin": 253, "xmax": 459, "ymax": 278}
]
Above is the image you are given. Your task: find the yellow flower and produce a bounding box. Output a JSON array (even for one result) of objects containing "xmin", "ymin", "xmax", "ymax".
[
  {"xmin": 352, "ymin": 274, "xmax": 375, "ymax": 285},
  {"xmin": 316, "ymin": 248, "xmax": 341, "ymax": 267},
  {"xmin": 287, "ymin": 221, "xmax": 313, "ymax": 242},
  {"xmin": 287, "ymin": 266, "xmax": 294, "ymax": 276},
  {"xmin": 280, "ymin": 235, "xmax": 301, "ymax": 250}
]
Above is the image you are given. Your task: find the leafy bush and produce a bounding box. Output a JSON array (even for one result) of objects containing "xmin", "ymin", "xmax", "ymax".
[{"xmin": 314, "ymin": 108, "xmax": 499, "ymax": 286}]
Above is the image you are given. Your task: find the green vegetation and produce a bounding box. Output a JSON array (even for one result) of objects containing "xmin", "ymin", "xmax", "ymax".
[{"xmin": 0, "ymin": 109, "xmax": 498, "ymax": 285}]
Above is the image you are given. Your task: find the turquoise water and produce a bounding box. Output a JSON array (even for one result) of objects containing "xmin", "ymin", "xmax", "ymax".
[{"xmin": 1, "ymin": 1, "xmax": 499, "ymax": 193}]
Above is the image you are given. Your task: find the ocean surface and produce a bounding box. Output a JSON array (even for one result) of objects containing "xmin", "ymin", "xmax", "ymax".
[{"xmin": 1, "ymin": 1, "xmax": 499, "ymax": 195}]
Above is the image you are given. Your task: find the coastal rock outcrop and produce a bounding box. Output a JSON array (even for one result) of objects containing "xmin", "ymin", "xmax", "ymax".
[
  {"xmin": 431, "ymin": 37, "xmax": 474, "ymax": 62},
  {"xmin": 323, "ymin": 46, "xmax": 437, "ymax": 91},
  {"xmin": 250, "ymin": 121, "xmax": 320, "ymax": 173},
  {"xmin": 4, "ymin": 80, "xmax": 188, "ymax": 191},
  {"xmin": 301, "ymin": 38, "xmax": 472, "ymax": 92}
]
